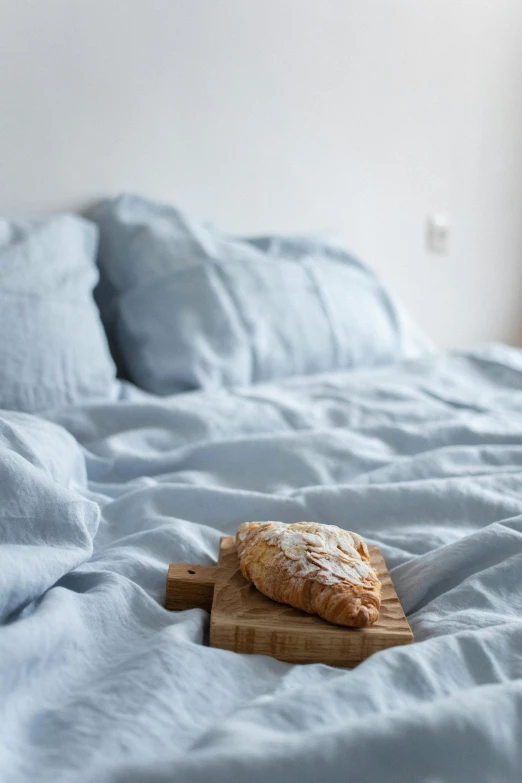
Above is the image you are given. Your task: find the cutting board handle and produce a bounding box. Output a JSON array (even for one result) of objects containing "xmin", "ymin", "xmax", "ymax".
[{"xmin": 165, "ymin": 564, "xmax": 218, "ymax": 612}]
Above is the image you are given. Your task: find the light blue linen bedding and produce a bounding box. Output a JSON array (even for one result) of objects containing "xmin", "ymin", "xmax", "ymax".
[
  {"xmin": 0, "ymin": 215, "xmax": 116, "ymax": 412},
  {"xmin": 90, "ymin": 195, "xmax": 431, "ymax": 393},
  {"xmin": 1, "ymin": 344, "xmax": 522, "ymax": 782}
]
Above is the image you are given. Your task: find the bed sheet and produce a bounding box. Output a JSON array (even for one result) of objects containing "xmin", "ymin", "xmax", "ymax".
[{"xmin": 1, "ymin": 344, "xmax": 522, "ymax": 782}]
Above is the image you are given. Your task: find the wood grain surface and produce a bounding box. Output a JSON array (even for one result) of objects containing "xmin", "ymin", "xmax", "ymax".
[
  {"xmin": 166, "ymin": 535, "xmax": 413, "ymax": 667},
  {"xmin": 165, "ymin": 564, "xmax": 217, "ymax": 612}
]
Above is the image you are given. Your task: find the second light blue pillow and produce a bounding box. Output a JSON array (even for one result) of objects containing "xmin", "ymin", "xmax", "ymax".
[
  {"xmin": 91, "ymin": 194, "xmax": 431, "ymax": 394},
  {"xmin": 0, "ymin": 214, "xmax": 117, "ymax": 412}
]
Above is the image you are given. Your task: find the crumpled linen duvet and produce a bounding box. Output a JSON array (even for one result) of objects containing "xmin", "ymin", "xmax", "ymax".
[{"xmin": 1, "ymin": 344, "xmax": 521, "ymax": 783}]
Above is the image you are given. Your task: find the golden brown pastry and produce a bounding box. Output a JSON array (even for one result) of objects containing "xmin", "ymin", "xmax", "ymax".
[{"xmin": 236, "ymin": 521, "xmax": 381, "ymax": 627}]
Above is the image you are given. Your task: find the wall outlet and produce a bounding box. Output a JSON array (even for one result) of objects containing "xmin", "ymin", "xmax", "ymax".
[{"xmin": 426, "ymin": 214, "xmax": 450, "ymax": 255}]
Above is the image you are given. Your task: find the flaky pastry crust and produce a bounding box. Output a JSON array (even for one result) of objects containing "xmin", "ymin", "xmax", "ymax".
[{"xmin": 236, "ymin": 521, "xmax": 381, "ymax": 627}]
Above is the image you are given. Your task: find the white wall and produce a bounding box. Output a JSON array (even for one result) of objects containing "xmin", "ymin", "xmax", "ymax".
[{"xmin": 1, "ymin": 0, "xmax": 521, "ymax": 349}]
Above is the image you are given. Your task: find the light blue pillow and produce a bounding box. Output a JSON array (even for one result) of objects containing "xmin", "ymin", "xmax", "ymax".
[
  {"xmin": 91, "ymin": 194, "xmax": 431, "ymax": 394},
  {"xmin": 0, "ymin": 214, "xmax": 117, "ymax": 412}
]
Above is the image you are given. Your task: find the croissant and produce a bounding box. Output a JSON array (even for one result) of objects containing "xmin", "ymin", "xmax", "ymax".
[{"xmin": 236, "ymin": 521, "xmax": 381, "ymax": 627}]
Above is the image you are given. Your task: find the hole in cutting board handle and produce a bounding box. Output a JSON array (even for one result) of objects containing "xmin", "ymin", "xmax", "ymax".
[{"xmin": 187, "ymin": 569, "xmax": 196, "ymax": 575}]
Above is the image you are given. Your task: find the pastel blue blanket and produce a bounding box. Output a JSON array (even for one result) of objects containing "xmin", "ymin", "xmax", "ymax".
[{"xmin": 1, "ymin": 345, "xmax": 521, "ymax": 782}]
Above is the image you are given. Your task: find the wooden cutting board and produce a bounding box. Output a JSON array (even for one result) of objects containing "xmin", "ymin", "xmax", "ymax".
[{"xmin": 166, "ymin": 536, "xmax": 413, "ymax": 667}]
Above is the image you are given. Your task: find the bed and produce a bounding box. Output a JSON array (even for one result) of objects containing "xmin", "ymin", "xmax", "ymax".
[{"xmin": 1, "ymin": 197, "xmax": 521, "ymax": 783}]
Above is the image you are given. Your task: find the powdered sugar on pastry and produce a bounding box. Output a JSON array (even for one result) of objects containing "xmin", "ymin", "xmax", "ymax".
[
  {"xmin": 237, "ymin": 521, "xmax": 378, "ymax": 588},
  {"xmin": 236, "ymin": 521, "xmax": 381, "ymax": 626}
]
